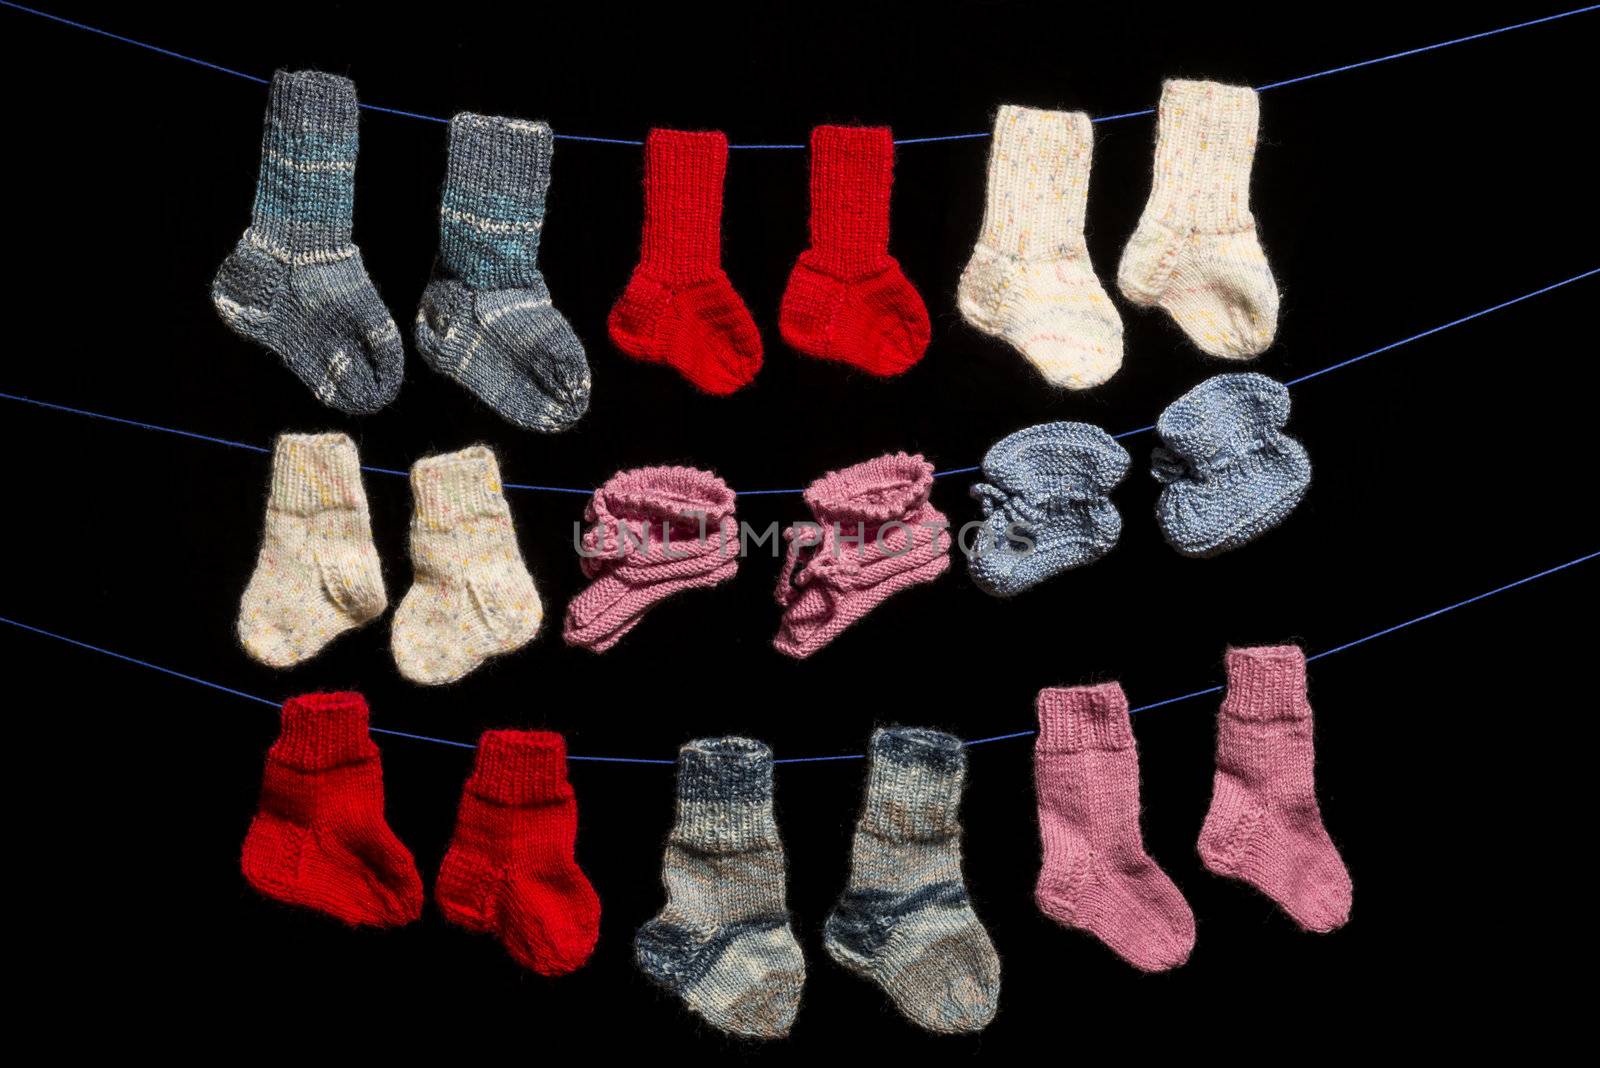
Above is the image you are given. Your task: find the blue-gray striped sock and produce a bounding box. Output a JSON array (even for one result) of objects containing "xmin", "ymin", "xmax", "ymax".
[
  {"xmin": 416, "ymin": 114, "xmax": 590, "ymax": 432},
  {"xmin": 636, "ymin": 738, "xmax": 804, "ymax": 1039},
  {"xmin": 212, "ymin": 70, "xmax": 403, "ymax": 415},
  {"xmin": 825, "ymin": 728, "xmax": 1000, "ymax": 1034}
]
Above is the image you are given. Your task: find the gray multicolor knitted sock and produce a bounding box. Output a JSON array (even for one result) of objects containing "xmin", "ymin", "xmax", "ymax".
[
  {"xmin": 636, "ymin": 738, "xmax": 804, "ymax": 1039},
  {"xmin": 825, "ymin": 728, "xmax": 1000, "ymax": 1033},
  {"xmin": 212, "ymin": 71, "xmax": 403, "ymax": 415},
  {"xmin": 416, "ymin": 114, "xmax": 590, "ymax": 432}
]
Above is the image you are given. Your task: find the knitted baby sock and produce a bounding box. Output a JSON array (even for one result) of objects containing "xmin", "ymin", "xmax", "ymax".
[
  {"xmin": 609, "ymin": 130, "xmax": 763, "ymax": 395},
  {"xmin": 238, "ymin": 433, "xmax": 387, "ymax": 666},
  {"xmin": 636, "ymin": 738, "xmax": 804, "ymax": 1039},
  {"xmin": 212, "ymin": 71, "xmax": 403, "ymax": 414},
  {"xmin": 774, "ymin": 452, "xmax": 950, "ymax": 659},
  {"xmin": 1117, "ymin": 80, "xmax": 1278, "ymax": 358},
  {"xmin": 417, "ymin": 114, "xmax": 590, "ymax": 432},
  {"xmin": 958, "ymin": 107, "xmax": 1122, "ymax": 389},
  {"xmin": 1199, "ymin": 646, "xmax": 1352, "ymax": 932},
  {"xmin": 780, "ymin": 126, "xmax": 930, "ymax": 376},
  {"xmin": 825, "ymin": 728, "xmax": 1000, "ymax": 1034},
  {"xmin": 563, "ymin": 466, "xmax": 739, "ymax": 653},
  {"xmin": 437, "ymin": 730, "xmax": 601, "ymax": 975},
  {"xmin": 242, "ymin": 692, "xmax": 423, "ymax": 926},
  {"xmin": 391, "ymin": 446, "xmax": 542, "ymax": 685},
  {"xmin": 1034, "ymin": 684, "xmax": 1195, "ymax": 971}
]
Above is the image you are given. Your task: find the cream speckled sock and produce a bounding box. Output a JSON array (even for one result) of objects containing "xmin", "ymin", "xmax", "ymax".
[
  {"xmin": 959, "ymin": 106, "xmax": 1122, "ymax": 389},
  {"xmin": 239, "ymin": 433, "xmax": 387, "ymax": 667},
  {"xmin": 1117, "ymin": 80, "xmax": 1279, "ymax": 359},
  {"xmin": 391, "ymin": 446, "xmax": 542, "ymax": 684}
]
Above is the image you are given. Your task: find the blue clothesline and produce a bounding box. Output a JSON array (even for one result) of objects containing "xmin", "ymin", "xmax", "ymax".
[{"xmin": 2, "ymin": 2, "xmax": 1595, "ymax": 146}]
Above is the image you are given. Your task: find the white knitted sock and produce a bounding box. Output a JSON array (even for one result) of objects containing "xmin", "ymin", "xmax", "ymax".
[
  {"xmin": 1117, "ymin": 80, "xmax": 1279, "ymax": 358},
  {"xmin": 239, "ymin": 433, "xmax": 387, "ymax": 666},
  {"xmin": 957, "ymin": 106, "xmax": 1122, "ymax": 390},
  {"xmin": 392, "ymin": 446, "xmax": 542, "ymax": 684}
]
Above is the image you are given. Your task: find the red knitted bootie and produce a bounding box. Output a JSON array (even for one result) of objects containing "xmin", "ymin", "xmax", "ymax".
[
  {"xmin": 609, "ymin": 129, "xmax": 763, "ymax": 395},
  {"xmin": 437, "ymin": 731, "xmax": 601, "ymax": 975},
  {"xmin": 780, "ymin": 126, "xmax": 930, "ymax": 375},
  {"xmin": 241, "ymin": 692, "xmax": 423, "ymax": 927}
]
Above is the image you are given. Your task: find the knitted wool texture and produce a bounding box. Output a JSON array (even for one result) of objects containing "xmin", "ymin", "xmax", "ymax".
[
  {"xmin": 563, "ymin": 466, "xmax": 739, "ymax": 653},
  {"xmin": 241, "ymin": 692, "xmax": 423, "ymax": 926},
  {"xmin": 212, "ymin": 71, "xmax": 403, "ymax": 414},
  {"xmin": 609, "ymin": 130, "xmax": 763, "ymax": 395},
  {"xmin": 958, "ymin": 106, "xmax": 1123, "ymax": 389},
  {"xmin": 1117, "ymin": 80, "xmax": 1279, "ymax": 358},
  {"xmin": 239, "ymin": 433, "xmax": 387, "ymax": 666},
  {"xmin": 780, "ymin": 126, "xmax": 930, "ymax": 376},
  {"xmin": 1199, "ymin": 646, "xmax": 1352, "ymax": 932},
  {"xmin": 967, "ymin": 421, "xmax": 1130, "ymax": 597},
  {"xmin": 437, "ymin": 730, "xmax": 601, "ymax": 975},
  {"xmin": 391, "ymin": 446, "xmax": 542, "ymax": 684},
  {"xmin": 774, "ymin": 452, "xmax": 950, "ymax": 659},
  {"xmin": 825, "ymin": 728, "xmax": 1000, "ymax": 1034},
  {"xmin": 636, "ymin": 738, "xmax": 805, "ymax": 1040},
  {"xmin": 417, "ymin": 114, "xmax": 591, "ymax": 432},
  {"xmin": 1034, "ymin": 683, "xmax": 1196, "ymax": 972},
  {"xmin": 1152, "ymin": 372, "xmax": 1310, "ymax": 557}
]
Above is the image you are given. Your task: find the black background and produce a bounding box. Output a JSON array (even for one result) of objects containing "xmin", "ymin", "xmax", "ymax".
[{"xmin": 3, "ymin": 0, "xmax": 1597, "ymax": 1052}]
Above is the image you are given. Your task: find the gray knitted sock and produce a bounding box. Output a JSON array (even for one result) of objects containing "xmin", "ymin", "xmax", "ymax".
[
  {"xmin": 636, "ymin": 738, "xmax": 804, "ymax": 1039},
  {"xmin": 825, "ymin": 728, "xmax": 1000, "ymax": 1034},
  {"xmin": 416, "ymin": 114, "xmax": 590, "ymax": 432},
  {"xmin": 212, "ymin": 70, "xmax": 403, "ymax": 415}
]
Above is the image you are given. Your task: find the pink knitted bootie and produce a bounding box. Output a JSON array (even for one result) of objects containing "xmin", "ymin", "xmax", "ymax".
[
  {"xmin": 1198, "ymin": 645, "xmax": 1352, "ymax": 932},
  {"xmin": 563, "ymin": 466, "xmax": 739, "ymax": 653},
  {"xmin": 773, "ymin": 452, "xmax": 950, "ymax": 659},
  {"xmin": 1034, "ymin": 683, "xmax": 1196, "ymax": 972}
]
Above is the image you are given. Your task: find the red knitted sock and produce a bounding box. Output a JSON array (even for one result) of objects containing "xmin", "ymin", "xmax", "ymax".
[
  {"xmin": 241, "ymin": 693, "xmax": 423, "ymax": 927},
  {"xmin": 437, "ymin": 730, "xmax": 601, "ymax": 975},
  {"xmin": 780, "ymin": 126, "xmax": 930, "ymax": 376},
  {"xmin": 609, "ymin": 129, "xmax": 763, "ymax": 395}
]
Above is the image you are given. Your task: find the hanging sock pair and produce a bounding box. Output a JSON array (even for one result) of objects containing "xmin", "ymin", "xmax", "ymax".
[
  {"xmin": 1032, "ymin": 646, "xmax": 1350, "ymax": 972},
  {"xmin": 243, "ymin": 695, "xmax": 599, "ymax": 974},
  {"xmin": 636, "ymin": 730, "xmax": 997, "ymax": 1039},
  {"xmin": 960, "ymin": 82, "xmax": 1278, "ymax": 385},
  {"xmin": 238, "ymin": 434, "xmax": 541, "ymax": 683},
  {"xmin": 610, "ymin": 127, "xmax": 928, "ymax": 395},
  {"xmin": 214, "ymin": 71, "xmax": 588, "ymax": 429}
]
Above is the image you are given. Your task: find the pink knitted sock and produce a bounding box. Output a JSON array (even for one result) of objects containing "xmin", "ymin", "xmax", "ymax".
[
  {"xmin": 563, "ymin": 466, "xmax": 738, "ymax": 653},
  {"xmin": 1198, "ymin": 645, "xmax": 1352, "ymax": 932},
  {"xmin": 773, "ymin": 452, "xmax": 950, "ymax": 659},
  {"xmin": 1033, "ymin": 683, "xmax": 1195, "ymax": 972}
]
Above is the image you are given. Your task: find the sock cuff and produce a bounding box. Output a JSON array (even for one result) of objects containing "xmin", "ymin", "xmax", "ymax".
[
  {"xmin": 804, "ymin": 451, "xmax": 935, "ymax": 525},
  {"xmin": 979, "ymin": 106, "xmax": 1093, "ymax": 258},
  {"xmin": 1036, "ymin": 683, "xmax": 1134, "ymax": 752},
  {"xmin": 1222, "ymin": 645, "xmax": 1310, "ymax": 720},
  {"xmin": 438, "ymin": 113, "xmax": 552, "ymax": 288},
  {"xmin": 267, "ymin": 433, "xmax": 368, "ymax": 515},
  {"xmin": 270, "ymin": 692, "xmax": 377, "ymax": 770},
  {"xmin": 1149, "ymin": 79, "xmax": 1259, "ymax": 231},
  {"xmin": 251, "ymin": 70, "xmax": 359, "ymax": 255},
  {"xmin": 672, "ymin": 737, "xmax": 780, "ymax": 852},
  {"xmin": 861, "ymin": 727, "xmax": 966, "ymax": 840},
  {"xmin": 641, "ymin": 128, "xmax": 727, "ymax": 280},
  {"xmin": 467, "ymin": 730, "xmax": 572, "ymax": 805},
  {"xmin": 808, "ymin": 125, "xmax": 894, "ymax": 276},
  {"xmin": 409, "ymin": 446, "xmax": 511, "ymax": 530}
]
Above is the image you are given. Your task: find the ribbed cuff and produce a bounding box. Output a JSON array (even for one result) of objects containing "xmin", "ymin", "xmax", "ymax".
[
  {"xmin": 252, "ymin": 70, "xmax": 359, "ymax": 254},
  {"xmin": 409, "ymin": 446, "xmax": 509, "ymax": 530},
  {"xmin": 861, "ymin": 727, "xmax": 965, "ymax": 840},
  {"xmin": 673, "ymin": 737, "xmax": 778, "ymax": 852},
  {"xmin": 980, "ymin": 106, "xmax": 1093, "ymax": 258},
  {"xmin": 598, "ymin": 465, "xmax": 737, "ymax": 524},
  {"xmin": 1151, "ymin": 79, "xmax": 1259, "ymax": 231},
  {"xmin": 267, "ymin": 433, "xmax": 367, "ymax": 515},
  {"xmin": 808, "ymin": 125, "xmax": 894, "ymax": 277},
  {"xmin": 270, "ymin": 692, "xmax": 376, "ymax": 770},
  {"xmin": 641, "ymin": 129, "xmax": 727, "ymax": 280},
  {"xmin": 439, "ymin": 113, "xmax": 550, "ymax": 287},
  {"xmin": 467, "ymin": 730, "xmax": 571, "ymax": 805},
  {"xmin": 1221, "ymin": 645, "xmax": 1310, "ymax": 721},
  {"xmin": 805, "ymin": 452, "xmax": 934, "ymax": 525},
  {"xmin": 1036, "ymin": 683, "xmax": 1134, "ymax": 752}
]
